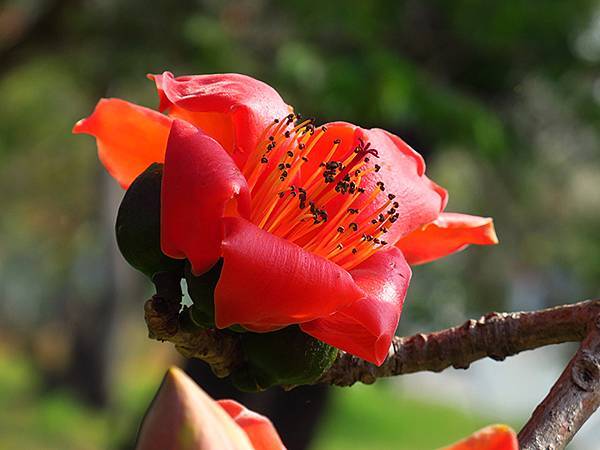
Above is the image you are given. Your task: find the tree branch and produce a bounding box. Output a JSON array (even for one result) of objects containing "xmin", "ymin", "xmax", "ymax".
[
  {"xmin": 319, "ymin": 299, "xmax": 600, "ymax": 386},
  {"xmin": 518, "ymin": 316, "xmax": 600, "ymax": 450},
  {"xmin": 145, "ymin": 297, "xmax": 600, "ymax": 386}
]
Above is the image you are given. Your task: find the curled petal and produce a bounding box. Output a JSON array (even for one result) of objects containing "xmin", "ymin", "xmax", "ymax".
[
  {"xmin": 215, "ymin": 217, "xmax": 364, "ymax": 330},
  {"xmin": 73, "ymin": 98, "xmax": 172, "ymax": 189},
  {"xmin": 218, "ymin": 400, "xmax": 286, "ymax": 450},
  {"xmin": 136, "ymin": 367, "xmax": 254, "ymax": 450},
  {"xmin": 301, "ymin": 247, "xmax": 411, "ymax": 365},
  {"xmin": 442, "ymin": 425, "xmax": 518, "ymax": 450},
  {"xmin": 161, "ymin": 120, "xmax": 251, "ymax": 275},
  {"xmin": 396, "ymin": 212, "xmax": 498, "ymax": 265},
  {"xmin": 149, "ymin": 72, "xmax": 292, "ymax": 168}
]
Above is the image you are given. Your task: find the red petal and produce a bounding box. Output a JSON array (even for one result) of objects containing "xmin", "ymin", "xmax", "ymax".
[
  {"xmin": 161, "ymin": 120, "xmax": 251, "ymax": 275},
  {"xmin": 442, "ymin": 425, "xmax": 518, "ymax": 450},
  {"xmin": 149, "ymin": 72, "xmax": 292, "ymax": 168},
  {"xmin": 396, "ymin": 212, "xmax": 498, "ymax": 265},
  {"xmin": 301, "ymin": 247, "xmax": 411, "ymax": 365},
  {"xmin": 214, "ymin": 217, "xmax": 364, "ymax": 330},
  {"xmin": 295, "ymin": 122, "xmax": 447, "ymax": 247},
  {"xmin": 73, "ymin": 98, "xmax": 172, "ymax": 189},
  {"xmin": 218, "ymin": 400, "xmax": 286, "ymax": 450}
]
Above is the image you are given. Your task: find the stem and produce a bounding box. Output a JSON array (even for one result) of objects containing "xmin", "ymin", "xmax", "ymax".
[
  {"xmin": 144, "ymin": 293, "xmax": 241, "ymax": 378},
  {"xmin": 518, "ymin": 315, "xmax": 600, "ymax": 450}
]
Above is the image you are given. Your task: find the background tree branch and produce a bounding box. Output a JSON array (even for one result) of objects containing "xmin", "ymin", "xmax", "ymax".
[{"xmin": 518, "ymin": 316, "xmax": 600, "ymax": 450}]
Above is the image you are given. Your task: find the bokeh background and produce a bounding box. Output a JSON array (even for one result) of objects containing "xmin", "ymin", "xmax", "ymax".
[{"xmin": 1, "ymin": 1, "xmax": 600, "ymax": 449}]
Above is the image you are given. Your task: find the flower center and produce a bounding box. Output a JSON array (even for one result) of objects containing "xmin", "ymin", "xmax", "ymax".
[{"xmin": 241, "ymin": 115, "xmax": 399, "ymax": 270}]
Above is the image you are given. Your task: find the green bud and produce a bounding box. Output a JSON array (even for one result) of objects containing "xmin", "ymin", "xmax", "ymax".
[
  {"xmin": 116, "ymin": 163, "xmax": 183, "ymax": 279},
  {"xmin": 232, "ymin": 326, "xmax": 338, "ymax": 391}
]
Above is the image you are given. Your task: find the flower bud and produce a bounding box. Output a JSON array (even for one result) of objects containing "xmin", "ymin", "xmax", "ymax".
[{"xmin": 116, "ymin": 163, "xmax": 183, "ymax": 279}]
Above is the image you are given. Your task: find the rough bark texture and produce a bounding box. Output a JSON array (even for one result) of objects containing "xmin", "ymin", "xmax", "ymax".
[
  {"xmin": 518, "ymin": 315, "xmax": 600, "ymax": 450},
  {"xmin": 319, "ymin": 299, "xmax": 600, "ymax": 386},
  {"xmin": 145, "ymin": 298, "xmax": 600, "ymax": 384},
  {"xmin": 144, "ymin": 294, "xmax": 241, "ymax": 378}
]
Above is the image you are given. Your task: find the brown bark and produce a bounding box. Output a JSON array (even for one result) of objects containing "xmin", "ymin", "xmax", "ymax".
[
  {"xmin": 144, "ymin": 295, "xmax": 241, "ymax": 378},
  {"xmin": 319, "ymin": 299, "xmax": 600, "ymax": 386},
  {"xmin": 518, "ymin": 317, "xmax": 600, "ymax": 450},
  {"xmin": 145, "ymin": 298, "xmax": 600, "ymax": 384}
]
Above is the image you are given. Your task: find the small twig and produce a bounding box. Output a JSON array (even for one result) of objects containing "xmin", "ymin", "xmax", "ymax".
[
  {"xmin": 518, "ymin": 314, "xmax": 600, "ymax": 450},
  {"xmin": 144, "ymin": 295, "xmax": 241, "ymax": 378},
  {"xmin": 319, "ymin": 300, "xmax": 600, "ymax": 386}
]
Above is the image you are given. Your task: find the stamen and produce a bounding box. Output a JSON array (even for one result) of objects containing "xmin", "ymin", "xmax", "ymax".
[{"xmin": 243, "ymin": 116, "xmax": 397, "ymax": 270}]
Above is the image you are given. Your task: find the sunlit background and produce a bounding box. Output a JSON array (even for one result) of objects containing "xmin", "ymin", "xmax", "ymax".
[{"xmin": 1, "ymin": 1, "xmax": 600, "ymax": 449}]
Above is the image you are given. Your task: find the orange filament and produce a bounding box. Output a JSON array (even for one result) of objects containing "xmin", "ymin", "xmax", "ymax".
[{"xmin": 243, "ymin": 115, "xmax": 399, "ymax": 270}]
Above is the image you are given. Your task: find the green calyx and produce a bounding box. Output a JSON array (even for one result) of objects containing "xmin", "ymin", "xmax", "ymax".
[
  {"xmin": 115, "ymin": 163, "xmax": 183, "ymax": 280},
  {"xmin": 232, "ymin": 326, "xmax": 338, "ymax": 391},
  {"xmin": 183, "ymin": 260, "xmax": 222, "ymax": 328}
]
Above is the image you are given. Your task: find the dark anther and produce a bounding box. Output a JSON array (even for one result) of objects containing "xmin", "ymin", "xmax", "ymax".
[{"xmin": 261, "ymin": 157, "xmax": 269, "ymax": 164}]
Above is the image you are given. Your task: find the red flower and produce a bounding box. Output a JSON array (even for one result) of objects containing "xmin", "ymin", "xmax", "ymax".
[
  {"xmin": 136, "ymin": 367, "xmax": 285, "ymax": 450},
  {"xmin": 441, "ymin": 425, "xmax": 518, "ymax": 450},
  {"xmin": 74, "ymin": 72, "xmax": 497, "ymax": 365}
]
